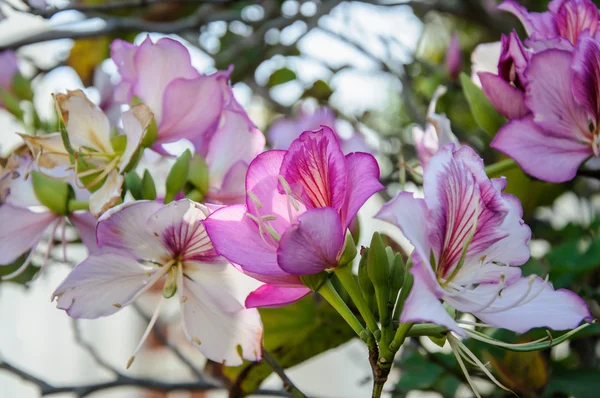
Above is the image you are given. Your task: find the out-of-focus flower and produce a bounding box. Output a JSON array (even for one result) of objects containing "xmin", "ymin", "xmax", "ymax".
[
  {"xmin": 267, "ymin": 105, "xmax": 371, "ymax": 154},
  {"xmin": 0, "ymin": 155, "xmax": 98, "ymax": 280},
  {"xmin": 93, "ymin": 67, "xmax": 121, "ymax": 125},
  {"xmin": 412, "ymin": 86, "xmax": 459, "ymax": 167},
  {"xmin": 205, "ymin": 127, "xmax": 383, "ymax": 308},
  {"xmin": 21, "ymin": 90, "xmax": 152, "ymax": 215},
  {"xmin": 492, "ymin": 35, "xmax": 600, "ymax": 182},
  {"xmin": 111, "ymin": 37, "xmax": 224, "ymax": 154},
  {"xmin": 53, "ymin": 199, "xmax": 263, "ymax": 366},
  {"xmin": 0, "ymin": 51, "xmax": 19, "ymax": 108},
  {"xmin": 376, "ymin": 144, "xmax": 591, "ymax": 334},
  {"xmin": 445, "ymin": 33, "xmax": 462, "ymax": 80}
]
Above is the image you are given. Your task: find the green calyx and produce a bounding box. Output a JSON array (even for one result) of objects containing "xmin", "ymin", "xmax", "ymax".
[{"xmin": 31, "ymin": 171, "xmax": 72, "ymax": 215}]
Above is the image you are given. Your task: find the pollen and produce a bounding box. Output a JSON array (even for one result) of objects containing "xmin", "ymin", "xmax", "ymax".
[
  {"xmin": 112, "ymin": 303, "xmax": 122, "ymax": 308},
  {"xmin": 192, "ymin": 337, "xmax": 201, "ymax": 345}
]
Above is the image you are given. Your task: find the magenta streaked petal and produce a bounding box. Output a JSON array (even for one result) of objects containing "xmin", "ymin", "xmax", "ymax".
[
  {"xmin": 53, "ymin": 252, "xmax": 166, "ymax": 319},
  {"xmin": 555, "ymin": 0, "xmax": 599, "ymax": 45},
  {"xmin": 277, "ymin": 207, "xmax": 344, "ymax": 275},
  {"xmin": 471, "ymin": 276, "xmax": 592, "ymax": 333},
  {"xmin": 572, "ymin": 33, "xmax": 600, "ymax": 120},
  {"xmin": 0, "ymin": 205, "xmax": 57, "ymax": 264},
  {"xmin": 245, "ymin": 284, "xmax": 311, "ymax": 308},
  {"xmin": 492, "ymin": 117, "xmax": 592, "ymax": 182},
  {"xmin": 154, "ymin": 74, "xmax": 223, "ymax": 148},
  {"xmin": 399, "ymin": 266, "xmax": 463, "ymax": 335},
  {"xmin": 204, "ymin": 204, "xmax": 285, "ymax": 277},
  {"xmin": 498, "ymin": 31, "xmax": 529, "ymax": 88},
  {"xmin": 341, "ymin": 152, "xmax": 383, "ymax": 228},
  {"xmin": 280, "ymin": 127, "xmax": 347, "ymax": 211},
  {"xmin": 525, "ymin": 49, "xmax": 591, "ymax": 143},
  {"xmin": 96, "ymin": 200, "xmax": 166, "ymax": 260},
  {"xmin": 498, "ymin": 0, "xmax": 557, "ymax": 38},
  {"xmin": 479, "ymin": 72, "xmax": 528, "ymax": 119},
  {"xmin": 69, "ymin": 212, "xmax": 99, "ymax": 253}
]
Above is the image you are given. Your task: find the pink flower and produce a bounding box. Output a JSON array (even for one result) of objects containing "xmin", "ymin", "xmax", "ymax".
[
  {"xmin": 0, "ymin": 51, "xmax": 19, "ymax": 108},
  {"xmin": 53, "ymin": 199, "xmax": 263, "ymax": 366},
  {"xmin": 268, "ymin": 105, "xmax": 371, "ymax": 154},
  {"xmin": 445, "ymin": 33, "xmax": 462, "ymax": 80},
  {"xmin": 0, "ymin": 155, "xmax": 98, "ymax": 280},
  {"xmin": 376, "ymin": 144, "xmax": 591, "ymax": 334},
  {"xmin": 111, "ymin": 37, "xmax": 224, "ymax": 154},
  {"xmin": 204, "ymin": 127, "xmax": 383, "ymax": 308}
]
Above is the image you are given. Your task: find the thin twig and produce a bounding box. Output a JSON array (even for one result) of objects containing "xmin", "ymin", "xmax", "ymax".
[
  {"xmin": 71, "ymin": 319, "xmax": 122, "ymax": 376},
  {"xmin": 262, "ymin": 350, "xmax": 307, "ymax": 398}
]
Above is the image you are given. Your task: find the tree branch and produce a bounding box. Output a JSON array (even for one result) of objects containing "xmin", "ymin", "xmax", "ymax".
[{"xmin": 262, "ymin": 350, "xmax": 307, "ymax": 398}]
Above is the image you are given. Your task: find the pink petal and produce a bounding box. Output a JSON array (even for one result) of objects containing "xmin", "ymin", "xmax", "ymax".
[
  {"xmin": 205, "ymin": 161, "xmax": 248, "ymax": 205},
  {"xmin": 498, "ymin": 0, "xmax": 558, "ymax": 38},
  {"xmin": 96, "ymin": 200, "xmax": 167, "ymax": 261},
  {"xmin": 471, "ymin": 276, "xmax": 591, "ymax": 333},
  {"xmin": 0, "ymin": 51, "xmax": 18, "ymax": 91},
  {"xmin": 267, "ymin": 107, "xmax": 336, "ymax": 150},
  {"xmin": 498, "ymin": 31, "xmax": 529, "ymax": 88},
  {"xmin": 69, "ymin": 212, "xmax": 99, "ymax": 253},
  {"xmin": 154, "ymin": 74, "xmax": 223, "ymax": 147},
  {"xmin": 400, "ymin": 266, "xmax": 463, "ymax": 335},
  {"xmin": 0, "ymin": 205, "xmax": 57, "ymax": 264},
  {"xmin": 525, "ymin": 49, "xmax": 591, "ymax": 143},
  {"xmin": 492, "ymin": 117, "xmax": 592, "ymax": 182},
  {"xmin": 277, "ymin": 207, "xmax": 344, "ymax": 275},
  {"xmin": 53, "ymin": 252, "xmax": 166, "ymax": 318},
  {"xmin": 479, "ymin": 72, "xmax": 528, "ymax": 119},
  {"xmin": 341, "ymin": 152, "xmax": 383, "ymax": 228},
  {"xmin": 445, "ymin": 33, "xmax": 462, "ymax": 80},
  {"xmin": 571, "ymin": 33, "xmax": 600, "ymax": 121},
  {"xmin": 178, "ymin": 263, "xmax": 263, "ymax": 366},
  {"xmin": 245, "ymin": 284, "xmax": 311, "ymax": 308},
  {"xmin": 555, "ymin": 0, "xmax": 599, "ymax": 45},
  {"xmin": 280, "ymin": 127, "xmax": 347, "ymax": 211}
]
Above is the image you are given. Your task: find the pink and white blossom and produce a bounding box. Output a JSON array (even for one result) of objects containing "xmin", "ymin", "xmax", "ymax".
[
  {"xmin": 204, "ymin": 127, "xmax": 383, "ymax": 308},
  {"xmin": 376, "ymin": 144, "xmax": 591, "ymax": 334},
  {"xmin": 53, "ymin": 199, "xmax": 263, "ymax": 366}
]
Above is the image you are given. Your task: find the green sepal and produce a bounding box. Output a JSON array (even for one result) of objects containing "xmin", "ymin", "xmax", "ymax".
[
  {"xmin": 110, "ymin": 135, "xmax": 127, "ymax": 154},
  {"xmin": 141, "ymin": 117, "xmax": 158, "ymax": 148},
  {"xmin": 11, "ymin": 73, "xmax": 34, "ymax": 101},
  {"xmin": 0, "ymin": 87, "xmax": 23, "ymax": 120},
  {"xmin": 358, "ymin": 247, "xmax": 376, "ymax": 315},
  {"xmin": 300, "ymin": 271, "xmax": 330, "ymax": 292},
  {"xmin": 188, "ymin": 154, "xmax": 209, "ymax": 195},
  {"xmin": 141, "ymin": 169, "xmax": 157, "ymax": 200},
  {"xmin": 125, "ymin": 171, "xmax": 142, "ymax": 200},
  {"xmin": 164, "ymin": 149, "xmax": 191, "ymax": 204},
  {"xmin": 31, "ymin": 171, "xmax": 72, "ymax": 215},
  {"xmin": 338, "ymin": 231, "xmax": 357, "ymax": 268},
  {"xmin": 428, "ymin": 334, "xmax": 448, "ymax": 347}
]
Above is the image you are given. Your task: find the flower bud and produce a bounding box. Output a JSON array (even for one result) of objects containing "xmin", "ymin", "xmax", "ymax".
[
  {"xmin": 338, "ymin": 230, "xmax": 357, "ymax": 268},
  {"xmin": 164, "ymin": 149, "xmax": 191, "ymax": 204},
  {"xmin": 394, "ymin": 258, "xmax": 413, "ymax": 321},
  {"xmin": 11, "ymin": 73, "xmax": 33, "ymax": 101},
  {"xmin": 389, "ymin": 252, "xmax": 405, "ymax": 307},
  {"xmin": 358, "ymin": 247, "xmax": 377, "ymax": 315},
  {"xmin": 141, "ymin": 118, "xmax": 158, "ymax": 148},
  {"xmin": 300, "ymin": 271, "xmax": 329, "ymax": 292},
  {"xmin": 188, "ymin": 154, "xmax": 209, "ymax": 195},
  {"xmin": 31, "ymin": 171, "xmax": 72, "ymax": 215},
  {"xmin": 141, "ymin": 169, "xmax": 157, "ymax": 201},
  {"xmin": 445, "ymin": 33, "xmax": 462, "ymax": 80},
  {"xmin": 367, "ymin": 232, "xmax": 390, "ymax": 325},
  {"xmin": 125, "ymin": 172, "xmax": 142, "ymax": 200}
]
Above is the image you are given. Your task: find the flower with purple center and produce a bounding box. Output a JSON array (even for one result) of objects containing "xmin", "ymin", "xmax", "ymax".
[
  {"xmin": 204, "ymin": 126, "xmax": 383, "ymax": 308},
  {"xmin": 52, "ymin": 199, "xmax": 263, "ymax": 366},
  {"xmin": 376, "ymin": 144, "xmax": 591, "ymax": 335}
]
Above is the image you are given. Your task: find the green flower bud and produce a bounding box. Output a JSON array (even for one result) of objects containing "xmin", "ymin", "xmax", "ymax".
[
  {"xmin": 110, "ymin": 135, "xmax": 127, "ymax": 154},
  {"xmin": 11, "ymin": 73, "xmax": 34, "ymax": 102},
  {"xmin": 389, "ymin": 252, "xmax": 405, "ymax": 307},
  {"xmin": 141, "ymin": 118, "xmax": 158, "ymax": 148},
  {"xmin": 188, "ymin": 154, "xmax": 209, "ymax": 195},
  {"xmin": 141, "ymin": 169, "xmax": 157, "ymax": 201},
  {"xmin": 358, "ymin": 247, "xmax": 377, "ymax": 316},
  {"xmin": 338, "ymin": 230, "xmax": 357, "ymax": 268},
  {"xmin": 394, "ymin": 258, "xmax": 414, "ymax": 321},
  {"xmin": 367, "ymin": 232, "xmax": 391, "ymax": 326},
  {"xmin": 300, "ymin": 271, "xmax": 329, "ymax": 292},
  {"xmin": 31, "ymin": 171, "xmax": 72, "ymax": 215},
  {"xmin": 125, "ymin": 171, "xmax": 142, "ymax": 200},
  {"xmin": 164, "ymin": 149, "xmax": 191, "ymax": 204}
]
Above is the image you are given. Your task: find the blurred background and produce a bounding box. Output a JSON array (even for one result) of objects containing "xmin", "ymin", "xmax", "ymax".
[{"xmin": 0, "ymin": 0, "xmax": 599, "ymax": 397}]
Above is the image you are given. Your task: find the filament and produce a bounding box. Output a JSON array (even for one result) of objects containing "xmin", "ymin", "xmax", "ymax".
[{"xmin": 127, "ymin": 296, "xmax": 164, "ymax": 369}]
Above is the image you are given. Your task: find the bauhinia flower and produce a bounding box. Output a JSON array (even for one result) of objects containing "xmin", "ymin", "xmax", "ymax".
[
  {"xmin": 492, "ymin": 34, "xmax": 600, "ymax": 182},
  {"xmin": 21, "ymin": 89, "xmax": 152, "ymax": 215},
  {"xmin": 111, "ymin": 36, "xmax": 224, "ymax": 154},
  {"xmin": 204, "ymin": 127, "xmax": 383, "ymax": 308},
  {"xmin": 267, "ymin": 105, "xmax": 371, "ymax": 154},
  {"xmin": 376, "ymin": 144, "xmax": 591, "ymax": 335},
  {"xmin": 412, "ymin": 86, "xmax": 459, "ymax": 167},
  {"xmin": 0, "ymin": 154, "xmax": 98, "ymax": 280},
  {"xmin": 52, "ymin": 199, "xmax": 263, "ymax": 366}
]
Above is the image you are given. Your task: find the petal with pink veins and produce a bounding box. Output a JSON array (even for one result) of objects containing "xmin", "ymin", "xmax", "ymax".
[
  {"xmin": 246, "ymin": 284, "xmax": 311, "ymax": 308},
  {"xmin": 571, "ymin": 33, "xmax": 600, "ymax": 121},
  {"xmin": 478, "ymin": 72, "xmax": 528, "ymax": 119},
  {"xmin": 341, "ymin": 152, "xmax": 383, "ymax": 228}
]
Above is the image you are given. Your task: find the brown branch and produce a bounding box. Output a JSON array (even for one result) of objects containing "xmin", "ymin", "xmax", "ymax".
[{"xmin": 262, "ymin": 350, "xmax": 307, "ymax": 398}]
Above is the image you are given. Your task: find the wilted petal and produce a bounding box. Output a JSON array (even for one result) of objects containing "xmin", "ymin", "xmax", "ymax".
[
  {"xmin": 280, "ymin": 127, "xmax": 347, "ymax": 211},
  {"xmin": 571, "ymin": 33, "xmax": 600, "ymax": 121},
  {"xmin": 89, "ymin": 171, "xmax": 124, "ymax": 216},
  {"xmin": 0, "ymin": 205, "xmax": 57, "ymax": 264},
  {"xmin": 479, "ymin": 72, "xmax": 528, "ymax": 119},
  {"xmin": 96, "ymin": 200, "xmax": 166, "ymax": 260},
  {"xmin": 341, "ymin": 152, "xmax": 383, "ymax": 228},
  {"xmin": 277, "ymin": 207, "xmax": 344, "ymax": 275},
  {"xmin": 53, "ymin": 252, "xmax": 166, "ymax": 318},
  {"xmin": 119, "ymin": 104, "xmax": 152, "ymax": 172},
  {"xmin": 178, "ymin": 264, "xmax": 263, "ymax": 366},
  {"xmin": 492, "ymin": 117, "xmax": 591, "ymax": 182},
  {"xmin": 19, "ymin": 133, "xmax": 70, "ymax": 169},
  {"xmin": 245, "ymin": 284, "xmax": 311, "ymax": 308},
  {"xmin": 69, "ymin": 212, "xmax": 99, "ymax": 253},
  {"xmin": 470, "ymin": 276, "xmax": 591, "ymax": 333}
]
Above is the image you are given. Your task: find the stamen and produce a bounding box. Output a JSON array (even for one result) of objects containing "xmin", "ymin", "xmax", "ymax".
[
  {"xmin": 448, "ymin": 335, "xmax": 482, "ymax": 398},
  {"xmin": 278, "ymin": 175, "xmax": 300, "ymax": 221},
  {"xmin": 468, "ymin": 274, "xmax": 506, "ymax": 312},
  {"xmin": 464, "ymin": 328, "xmax": 549, "ymax": 349},
  {"xmin": 61, "ymin": 218, "xmax": 68, "ymax": 263},
  {"xmin": 247, "ymin": 190, "xmax": 262, "ymax": 209},
  {"xmin": 480, "ymin": 274, "xmax": 544, "ymax": 314},
  {"xmin": 29, "ymin": 218, "xmax": 62, "ymax": 284},
  {"xmin": 246, "ymin": 213, "xmax": 270, "ymax": 246},
  {"xmin": 127, "ymin": 296, "xmax": 164, "ymax": 369},
  {"xmin": 264, "ymin": 224, "xmax": 281, "ymax": 242}
]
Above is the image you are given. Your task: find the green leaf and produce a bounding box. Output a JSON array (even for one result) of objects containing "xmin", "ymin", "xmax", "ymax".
[
  {"xmin": 0, "ymin": 252, "xmax": 40, "ymax": 285},
  {"xmin": 11, "ymin": 73, "xmax": 34, "ymax": 101},
  {"xmin": 0, "ymin": 87, "xmax": 23, "ymax": 120},
  {"xmin": 544, "ymin": 369, "xmax": 600, "ymax": 398},
  {"xmin": 302, "ymin": 79, "xmax": 333, "ymax": 101},
  {"xmin": 267, "ymin": 67, "xmax": 297, "ymax": 87},
  {"xmin": 395, "ymin": 354, "xmax": 445, "ymax": 391},
  {"xmin": 164, "ymin": 149, "xmax": 191, "ymax": 204},
  {"xmin": 31, "ymin": 171, "xmax": 71, "ymax": 215},
  {"xmin": 460, "ymin": 73, "xmax": 505, "ymax": 137}
]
